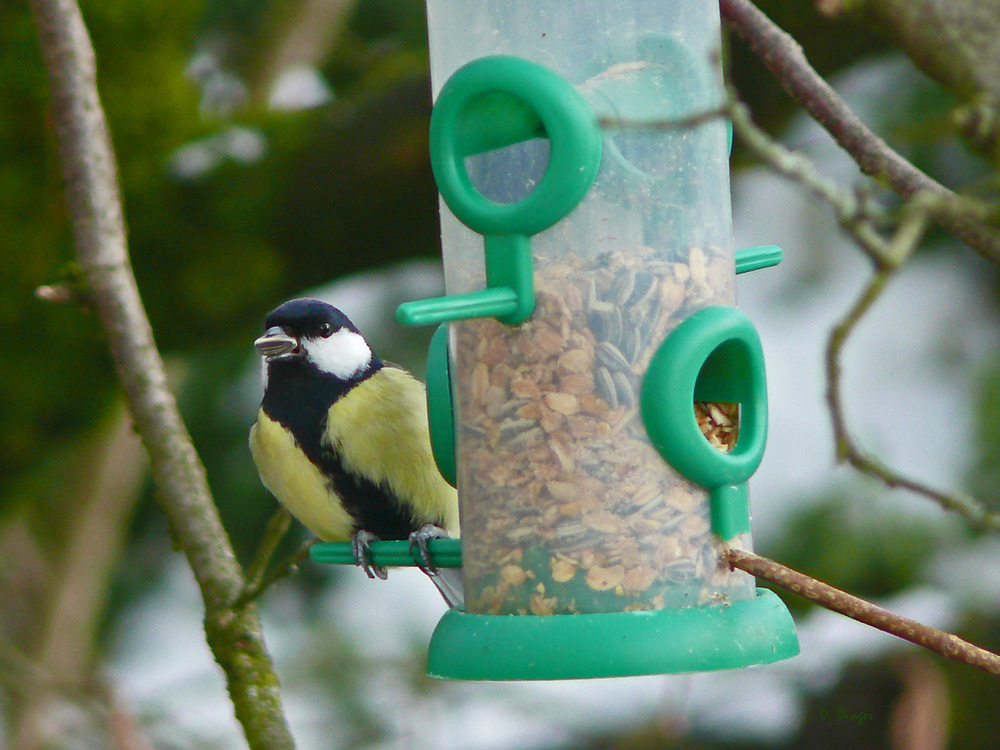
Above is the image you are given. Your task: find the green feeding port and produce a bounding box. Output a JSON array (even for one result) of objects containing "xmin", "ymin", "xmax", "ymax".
[
  {"xmin": 424, "ymin": 324, "xmax": 456, "ymax": 487},
  {"xmin": 396, "ymin": 55, "xmax": 603, "ymax": 329},
  {"xmin": 641, "ymin": 305, "xmax": 768, "ymax": 541}
]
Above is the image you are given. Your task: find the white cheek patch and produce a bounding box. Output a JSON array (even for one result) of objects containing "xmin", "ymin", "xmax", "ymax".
[{"xmin": 302, "ymin": 328, "xmax": 372, "ymax": 380}]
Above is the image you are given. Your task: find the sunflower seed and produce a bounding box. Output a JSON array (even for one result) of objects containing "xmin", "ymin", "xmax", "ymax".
[
  {"xmin": 645, "ymin": 260, "xmax": 674, "ymax": 275},
  {"xmin": 595, "ymin": 366, "xmax": 618, "ymax": 408},
  {"xmin": 552, "ymin": 520, "xmax": 588, "ymax": 538},
  {"xmin": 496, "ymin": 398, "xmax": 530, "ymax": 420},
  {"xmin": 595, "ymin": 341, "xmax": 631, "ymax": 372},
  {"xmin": 462, "ymin": 422, "xmax": 488, "ymax": 439},
  {"xmin": 585, "ymin": 277, "xmax": 598, "ymax": 310},
  {"xmin": 627, "ymin": 271, "xmax": 657, "ymax": 312},
  {"xmin": 689, "ymin": 246, "xmax": 707, "ymax": 288},
  {"xmin": 507, "ymin": 527, "xmax": 536, "ymax": 543},
  {"xmin": 622, "ymin": 326, "xmax": 642, "ymax": 363},
  {"xmin": 560, "ymin": 534, "xmax": 601, "ymax": 553},
  {"xmin": 510, "ymin": 506, "xmax": 543, "ymax": 517},
  {"xmin": 589, "ymin": 304, "xmax": 622, "ymax": 345},
  {"xmin": 610, "ymin": 308, "xmax": 625, "ymax": 344},
  {"xmin": 612, "ymin": 370, "xmax": 636, "ymax": 407},
  {"xmin": 499, "ymin": 419, "xmax": 538, "ymax": 441},
  {"xmin": 611, "ymin": 269, "xmax": 636, "ymax": 307},
  {"xmin": 508, "ymin": 426, "xmax": 545, "ymax": 450}
]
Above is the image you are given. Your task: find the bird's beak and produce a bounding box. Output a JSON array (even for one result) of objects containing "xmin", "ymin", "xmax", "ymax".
[{"xmin": 255, "ymin": 326, "xmax": 299, "ymax": 360}]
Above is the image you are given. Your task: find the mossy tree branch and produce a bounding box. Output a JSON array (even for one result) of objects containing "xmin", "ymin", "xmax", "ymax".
[{"xmin": 28, "ymin": 0, "xmax": 295, "ymax": 746}]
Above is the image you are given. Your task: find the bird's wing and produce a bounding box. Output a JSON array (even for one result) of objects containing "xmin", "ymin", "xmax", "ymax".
[{"xmin": 322, "ymin": 367, "xmax": 460, "ymax": 535}]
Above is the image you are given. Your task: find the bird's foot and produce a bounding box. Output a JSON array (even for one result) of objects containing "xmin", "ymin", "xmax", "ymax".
[
  {"xmin": 408, "ymin": 524, "xmax": 449, "ymax": 577},
  {"xmin": 351, "ymin": 529, "xmax": 388, "ymax": 580}
]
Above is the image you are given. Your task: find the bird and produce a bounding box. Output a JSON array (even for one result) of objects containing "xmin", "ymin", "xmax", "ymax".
[{"xmin": 249, "ymin": 297, "xmax": 463, "ymax": 608}]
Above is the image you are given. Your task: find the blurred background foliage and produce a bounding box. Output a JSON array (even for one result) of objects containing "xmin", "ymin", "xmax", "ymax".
[{"xmin": 3, "ymin": 0, "xmax": 1000, "ymax": 747}]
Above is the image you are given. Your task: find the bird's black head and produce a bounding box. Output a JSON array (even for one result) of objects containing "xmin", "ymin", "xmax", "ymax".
[
  {"xmin": 255, "ymin": 298, "xmax": 381, "ymax": 387},
  {"xmin": 263, "ymin": 298, "xmax": 360, "ymax": 342}
]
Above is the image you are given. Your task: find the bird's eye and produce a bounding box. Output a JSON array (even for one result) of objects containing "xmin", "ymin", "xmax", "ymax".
[{"xmin": 318, "ymin": 323, "xmax": 334, "ymax": 338}]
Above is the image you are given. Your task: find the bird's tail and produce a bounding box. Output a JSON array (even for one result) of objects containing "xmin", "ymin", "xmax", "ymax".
[
  {"xmin": 426, "ymin": 566, "xmax": 464, "ymax": 610},
  {"xmin": 408, "ymin": 524, "xmax": 464, "ymax": 609}
]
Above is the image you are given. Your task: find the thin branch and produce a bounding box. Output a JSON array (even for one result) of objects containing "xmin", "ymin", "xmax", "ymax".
[
  {"xmin": 825, "ymin": 268, "xmax": 894, "ymax": 459},
  {"xmin": 0, "ymin": 633, "xmax": 96, "ymax": 710},
  {"xmin": 724, "ymin": 547, "xmax": 1000, "ymax": 675},
  {"xmin": 590, "ymin": 85, "xmax": 903, "ymax": 269},
  {"xmin": 244, "ymin": 508, "xmax": 294, "ymax": 589},
  {"xmin": 597, "ymin": 104, "xmax": 729, "ymax": 132},
  {"xmin": 28, "ymin": 0, "xmax": 295, "ymax": 746},
  {"xmin": 237, "ymin": 511, "xmax": 317, "ymax": 610},
  {"xmin": 824, "ymin": 263, "xmax": 1000, "ymax": 532},
  {"xmin": 0, "ymin": 634, "xmax": 156, "ymax": 750},
  {"xmin": 600, "ymin": 94, "xmax": 894, "ymax": 263},
  {"xmin": 727, "ymin": 96, "xmax": 892, "ymax": 264},
  {"xmin": 728, "ymin": 86, "xmax": 1000, "ymax": 532},
  {"xmin": 719, "ymin": 0, "xmax": 1000, "ymax": 265},
  {"xmin": 99, "ymin": 683, "xmax": 157, "ymax": 750},
  {"xmin": 237, "ymin": 540, "xmax": 317, "ymax": 609}
]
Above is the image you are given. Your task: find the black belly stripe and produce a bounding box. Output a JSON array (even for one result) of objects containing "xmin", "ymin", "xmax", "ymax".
[
  {"xmin": 315, "ymin": 447, "xmax": 419, "ymax": 540},
  {"xmin": 261, "ymin": 359, "xmax": 421, "ymax": 540}
]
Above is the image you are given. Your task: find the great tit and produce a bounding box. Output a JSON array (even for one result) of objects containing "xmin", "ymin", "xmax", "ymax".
[{"xmin": 249, "ymin": 298, "xmax": 463, "ymax": 608}]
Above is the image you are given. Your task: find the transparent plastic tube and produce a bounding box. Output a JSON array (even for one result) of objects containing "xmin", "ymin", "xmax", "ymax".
[{"xmin": 425, "ymin": 0, "xmax": 755, "ymax": 614}]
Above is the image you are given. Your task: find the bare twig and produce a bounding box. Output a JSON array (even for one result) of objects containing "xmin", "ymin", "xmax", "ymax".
[
  {"xmin": 244, "ymin": 508, "xmax": 295, "ymax": 588},
  {"xmin": 719, "ymin": 0, "xmax": 1000, "ymax": 264},
  {"xmin": 237, "ymin": 539, "xmax": 318, "ymax": 610},
  {"xmin": 237, "ymin": 510, "xmax": 317, "ymax": 609},
  {"xmin": 727, "ymin": 85, "xmax": 1000, "ymax": 532},
  {"xmin": 0, "ymin": 634, "xmax": 94, "ymax": 710},
  {"xmin": 727, "ymin": 96, "xmax": 891, "ymax": 264},
  {"xmin": 28, "ymin": 0, "xmax": 294, "ymax": 746},
  {"xmin": 597, "ymin": 104, "xmax": 729, "ymax": 132},
  {"xmin": 0, "ymin": 634, "xmax": 155, "ymax": 750},
  {"xmin": 725, "ymin": 547, "xmax": 1000, "ymax": 675},
  {"xmin": 588, "ymin": 84, "xmax": 902, "ymax": 269},
  {"xmin": 824, "ymin": 263, "xmax": 1000, "ymax": 532}
]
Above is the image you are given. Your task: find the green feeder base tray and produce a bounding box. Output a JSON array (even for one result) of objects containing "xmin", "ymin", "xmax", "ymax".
[{"xmin": 427, "ymin": 588, "xmax": 798, "ymax": 680}]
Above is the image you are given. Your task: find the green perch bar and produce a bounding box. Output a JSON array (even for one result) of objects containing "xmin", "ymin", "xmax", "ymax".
[{"xmin": 311, "ymin": 538, "xmax": 463, "ymax": 569}]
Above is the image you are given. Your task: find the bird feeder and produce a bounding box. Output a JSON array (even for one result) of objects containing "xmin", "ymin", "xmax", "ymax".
[{"xmin": 314, "ymin": 0, "xmax": 798, "ymax": 680}]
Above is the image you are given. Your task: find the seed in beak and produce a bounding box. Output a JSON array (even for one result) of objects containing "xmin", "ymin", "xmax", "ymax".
[{"xmin": 255, "ymin": 327, "xmax": 298, "ymax": 359}]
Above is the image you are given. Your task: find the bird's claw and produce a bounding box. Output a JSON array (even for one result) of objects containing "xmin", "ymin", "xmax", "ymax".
[
  {"xmin": 351, "ymin": 530, "xmax": 388, "ymax": 580},
  {"xmin": 408, "ymin": 524, "xmax": 449, "ymax": 577}
]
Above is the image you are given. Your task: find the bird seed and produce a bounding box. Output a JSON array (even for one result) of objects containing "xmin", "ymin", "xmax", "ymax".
[{"xmin": 452, "ymin": 246, "xmax": 756, "ymax": 615}]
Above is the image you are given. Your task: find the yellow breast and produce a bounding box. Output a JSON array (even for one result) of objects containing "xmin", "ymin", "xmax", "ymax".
[{"xmin": 250, "ymin": 411, "xmax": 355, "ymax": 541}]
